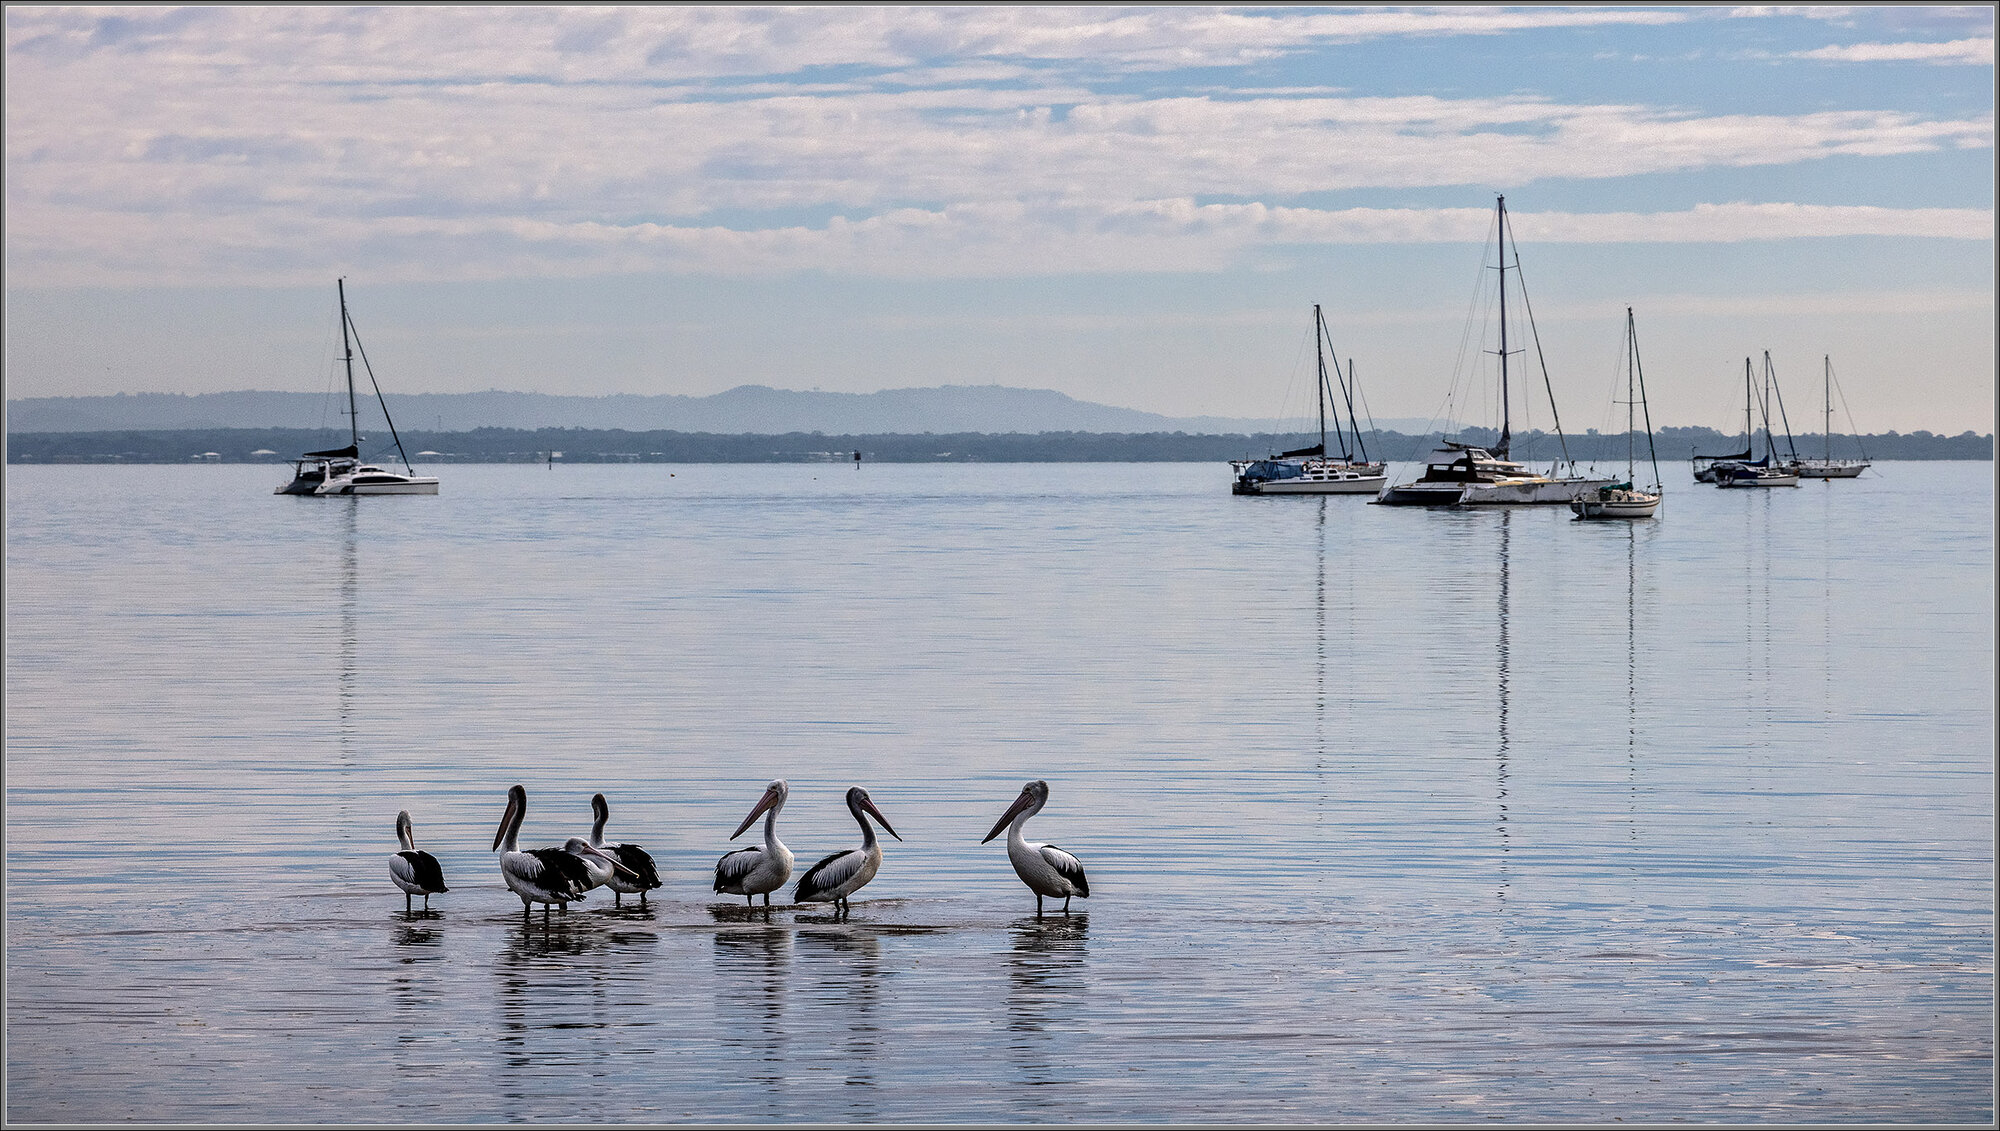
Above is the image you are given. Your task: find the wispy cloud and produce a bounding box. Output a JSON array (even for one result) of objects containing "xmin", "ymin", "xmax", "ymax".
[
  {"xmin": 11, "ymin": 199, "xmax": 1988, "ymax": 287},
  {"xmin": 1793, "ymin": 37, "xmax": 1994, "ymax": 65}
]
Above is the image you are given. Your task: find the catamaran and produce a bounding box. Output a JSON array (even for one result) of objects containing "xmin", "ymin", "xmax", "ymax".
[
  {"xmin": 1377, "ymin": 196, "xmax": 1613, "ymax": 507},
  {"xmin": 276, "ymin": 280, "xmax": 439, "ymax": 497}
]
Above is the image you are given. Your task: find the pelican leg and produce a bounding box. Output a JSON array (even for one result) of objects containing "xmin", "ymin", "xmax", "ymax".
[
  {"xmin": 405, "ymin": 893, "xmax": 412, "ymax": 913},
  {"xmin": 762, "ymin": 892, "xmax": 772, "ymax": 907},
  {"xmin": 639, "ymin": 890, "xmax": 648, "ymax": 907},
  {"xmin": 744, "ymin": 894, "xmax": 753, "ymax": 906},
  {"xmin": 1062, "ymin": 896, "xmax": 1071, "ymax": 914},
  {"xmin": 614, "ymin": 891, "xmax": 622, "ymax": 907},
  {"xmin": 1035, "ymin": 894, "xmax": 1044, "ymax": 916}
]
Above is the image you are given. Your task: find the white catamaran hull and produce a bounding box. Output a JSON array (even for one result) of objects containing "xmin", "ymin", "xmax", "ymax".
[{"xmin": 315, "ymin": 477, "xmax": 440, "ymax": 496}]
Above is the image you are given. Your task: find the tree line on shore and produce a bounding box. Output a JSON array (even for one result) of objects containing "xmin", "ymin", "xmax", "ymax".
[{"xmin": 6, "ymin": 425, "xmax": 1990, "ymax": 464}]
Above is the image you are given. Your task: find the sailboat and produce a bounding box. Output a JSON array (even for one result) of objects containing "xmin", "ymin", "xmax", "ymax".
[
  {"xmin": 1790, "ymin": 355, "xmax": 1870, "ymax": 479},
  {"xmin": 1377, "ymin": 196, "xmax": 1613, "ymax": 507},
  {"xmin": 1711, "ymin": 353, "xmax": 1799, "ymax": 489},
  {"xmin": 276, "ymin": 280, "xmax": 439, "ymax": 497},
  {"xmin": 1689, "ymin": 372, "xmax": 1753, "ymax": 485},
  {"xmin": 1571, "ymin": 308, "xmax": 1662, "ymax": 519},
  {"xmin": 1231, "ymin": 304, "xmax": 1387, "ymax": 495}
]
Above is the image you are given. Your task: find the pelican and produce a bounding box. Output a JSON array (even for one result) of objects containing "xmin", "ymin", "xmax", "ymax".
[
  {"xmin": 715, "ymin": 779, "xmax": 794, "ymax": 906},
  {"xmin": 389, "ymin": 810, "xmax": 448, "ymax": 912},
  {"xmin": 491, "ymin": 785, "xmax": 628, "ymax": 921},
  {"xmin": 983, "ymin": 780, "xmax": 1089, "ymax": 914},
  {"xmin": 588, "ymin": 793, "xmax": 663, "ymax": 907},
  {"xmin": 793, "ymin": 786, "xmax": 901, "ymax": 915}
]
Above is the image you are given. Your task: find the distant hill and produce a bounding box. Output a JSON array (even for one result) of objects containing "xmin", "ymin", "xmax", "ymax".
[
  {"xmin": 5, "ymin": 385, "xmax": 1443, "ymax": 436},
  {"xmin": 7, "ymin": 425, "xmax": 1989, "ymax": 464}
]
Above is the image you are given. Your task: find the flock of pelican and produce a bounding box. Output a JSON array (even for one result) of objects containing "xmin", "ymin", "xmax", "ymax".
[{"xmin": 390, "ymin": 779, "xmax": 1089, "ymax": 921}]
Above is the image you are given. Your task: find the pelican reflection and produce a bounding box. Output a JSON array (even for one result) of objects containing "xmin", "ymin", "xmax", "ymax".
[
  {"xmin": 1005, "ymin": 913, "xmax": 1089, "ymax": 1092},
  {"xmin": 796, "ymin": 929, "xmax": 883, "ymax": 1102},
  {"xmin": 712, "ymin": 927, "xmax": 792, "ymax": 1102}
]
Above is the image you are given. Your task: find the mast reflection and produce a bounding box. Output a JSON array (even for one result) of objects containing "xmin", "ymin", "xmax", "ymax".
[{"xmin": 1494, "ymin": 509, "xmax": 1512, "ymax": 902}]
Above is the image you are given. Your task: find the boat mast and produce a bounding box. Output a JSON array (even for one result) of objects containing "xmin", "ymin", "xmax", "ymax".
[
  {"xmin": 1343, "ymin": 357, "xmax": 1369, "ymax": 463},
  {"xmin": 1625, "ymin": 310, "xmax": 1636, "ymax": 481},
  {"xmin": 1757, "ymin": 356, "xmax": 1778, "ymax": 464},
  {"xmin": 1312, "ymin": 304, "xmax": 1329, "ymax": 457},
  {"xmin": 1742, "ymin": 358, "xmax": 1753, "ymax": 457},
  {"xmin": 1314, "ymin": 305, "xmax": 1362, "ymax": 462},
  {"xmin": 1823, "ymin": 355, "xmax": 1832, "ymax": 462},
  {"xmin": 1764, "ymin": 351, "xmax": 1800, "ymax": 463},
  {"xmin": 1629, "ymin": 308, "xmax": 1661, "ymax": 491},
  {"xmin": 338, "ymin": 278, "xmax": 360, "ymax": 451},
  {"xmin": 1493, "ymin": 196, "xmax": 1511, "ymax": 459}
]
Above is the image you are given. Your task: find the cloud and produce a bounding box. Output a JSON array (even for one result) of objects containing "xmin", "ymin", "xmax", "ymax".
[
  {"xmin": 10, "ymin": 199, "xmax": 1988, "ymax": 287},
  {"xmin": 1792, "ymin": 37, "xmax": 1995, "ymax": 65},
  {"xmin": 5, "ymin": 6, "xmax": 1991, "ymax": 287}
]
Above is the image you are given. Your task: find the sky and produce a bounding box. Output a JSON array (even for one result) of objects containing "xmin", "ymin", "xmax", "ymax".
[{"xmin": 4, "ymin": 4, "xmax": 1994, "ymax": 434}]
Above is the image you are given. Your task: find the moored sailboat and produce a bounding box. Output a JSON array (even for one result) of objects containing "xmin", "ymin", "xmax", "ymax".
[
  {"xmin": 1232, "ymin": 305, "xmax": 1386, "ymax": 495},
  {"xmin": 1572, "ymin": 308, "xmax": 1662, "ymax": 520},
  {"xmin": 1790, "ymin": 355, "xmax": 1871, "ymax": 479},
  {"xmin": 1712, "ymin": 353, "xmax": 1799, "ymax": 489},
  {"xmin": 1377, "ymin": 196, "xmax": 1612, "ymax": 507},
  {"xmin": 277, "ymin": 280, "xmax": 439, "ymax": 497}
]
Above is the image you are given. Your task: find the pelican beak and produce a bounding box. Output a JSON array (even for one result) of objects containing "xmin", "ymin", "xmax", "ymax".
[
  {"xmin": 731, "ymin": 785, "xmax": 781, "ymax": 839},
  {"xmin": 579, "ymin": 842, "xmax": 640, "ymax": 881},
  {"xmin": 861, "ymin": 796, "xmax": 901, "ymax": 842},
  {"xmin": 982, "ymin": 789, "xmax": 1035, "ymax": 844},
  {"xmin": 492, "ymin": 795, "xmax": 518, "ymax": 852}
]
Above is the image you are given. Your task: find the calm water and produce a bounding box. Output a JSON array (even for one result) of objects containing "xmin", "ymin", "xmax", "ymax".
[{"xmin": 6, "ymin": 461, "xmax": 1993, "ymax": 1124}]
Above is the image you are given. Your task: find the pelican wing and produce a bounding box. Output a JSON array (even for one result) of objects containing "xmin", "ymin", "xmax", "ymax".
[
  {"xmin": 1039, "ymin": 843, "xmax": 1089, "ymax": 897},
  {"xmin": 714, "ymin": 846, "xmax": 763, "ymax": 893},
  {"xmin": 523, "ymin": 847, "xmax": 593, "ymax": 898},
  {"xmin": 397, "ymin": 849, "xmax": 448, "ymax": 893},
  {"xmin": 794, "ymin": 848, "xmax": 863, "ymax": 902},
  {"xmin": 610, "ymin": 843, "xmax": 662, "ymax": 890}
]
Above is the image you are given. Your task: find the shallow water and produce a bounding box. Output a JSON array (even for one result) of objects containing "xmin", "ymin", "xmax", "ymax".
[{"xmin": 6, "ymin": 461, "xmax": 1992, "ymax": 1123}]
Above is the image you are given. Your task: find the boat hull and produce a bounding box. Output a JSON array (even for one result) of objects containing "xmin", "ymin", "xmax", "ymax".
[
  {"xmin": 315, "ymin": 478, "xmax": 440, "ymax": 496},
  {"xmin": 1242, "ymin": 474, "xmax": 1387, "ymax": 495},
  {"xmin": 1458, "ymin": 476, "xmax": 1617, "ymax": 505},
  {"xmin": 1571, "ymin": 490, "xmax": 1661, "ymax": 519},
  {"xmin": 1373, "ymin": 482, "xmax": 1467, "ymax": 506},
  {"xmin": 1793, "ymin": 461, "xmax": 1867, "ymax": 479},
  {"xmin": 1715, "ymin": 471, "xmax": 1798, "ymax": 488}
]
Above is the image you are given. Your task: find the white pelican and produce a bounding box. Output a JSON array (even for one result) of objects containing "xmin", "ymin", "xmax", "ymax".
[
  {"xmin": 793, "ymin": 786, "xmax": 901, "ymax": 915},
  {"xmin": 588, "ymin": 793, "xmax": 663, "ymax": 907},
  {"xmin": 389, "ymin": 810, "xmax": 449, "ymax": 912},
  {"xmin": 714, "ymin": 779, "xmax": 794, "ymax": 906},
  {"xmin": 982, "ymin": 780, "xmax": 1090, "ymax": 914},
  {"xmin": 491, "ymin": 784, "xmax": 628, "ymax": 921}
]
